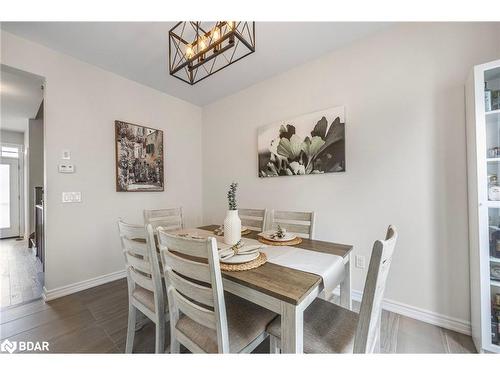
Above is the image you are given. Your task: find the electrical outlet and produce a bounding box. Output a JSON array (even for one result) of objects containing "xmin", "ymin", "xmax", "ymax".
[{"xmin": 355, "ymin": 255, "xmax": 365, "ymax": 269}]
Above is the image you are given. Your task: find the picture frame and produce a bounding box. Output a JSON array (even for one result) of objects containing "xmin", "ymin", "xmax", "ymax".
[
  {"xmin": 258, "ymin": 106, "xmax": 345, "ymax": 178},
  {"xmin": 114, "ymin": 120, "xmax": 164, "ymax": 192}
]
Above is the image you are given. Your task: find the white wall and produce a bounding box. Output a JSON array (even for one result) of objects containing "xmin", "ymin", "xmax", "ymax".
[
  {"xmin": 0, "ymin": 129, "xmax": 24, "ymax": 144},
  {"xmin": 1, "ymin": 31, "xmax": 203, "ymax": 291},
  {"xmin": 202, "ymin": 23, "xmax": 500, "ymax": 325},
  {"xmin": 28, "ymin": 117, "xmax": 43, "ymax": 234}
]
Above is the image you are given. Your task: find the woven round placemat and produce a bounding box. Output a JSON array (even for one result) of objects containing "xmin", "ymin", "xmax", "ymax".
[
  {"xmin": 220, "ymin": 252, "xmax": 267, "ymax": 272},
  {"xmin": 257, "ymin": 236, "xmax": 303, "ymax": 246}
]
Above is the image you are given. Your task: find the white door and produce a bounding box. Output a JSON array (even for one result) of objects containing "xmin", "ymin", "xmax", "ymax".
[{"xmin": 0, "ymin": 146, "xmax": 21, "ymax": 238}]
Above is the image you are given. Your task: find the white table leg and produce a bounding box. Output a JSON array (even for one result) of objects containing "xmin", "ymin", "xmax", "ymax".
[
  {"xmin": 340, "ymin": 254, "xmax": 352, "ymax": 310},
  {"xmin": 280, "ymin": 302, "xmax": 303, "ymax": 354}
]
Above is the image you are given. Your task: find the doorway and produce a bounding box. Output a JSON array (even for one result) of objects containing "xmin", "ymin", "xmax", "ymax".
[
  {"xmin": 0, "ymin": 143, "xmax": 22, "ymax": 239},
  {"xmin": 1, "ymin": 64, "xmax": 45, "ymax": 308}
]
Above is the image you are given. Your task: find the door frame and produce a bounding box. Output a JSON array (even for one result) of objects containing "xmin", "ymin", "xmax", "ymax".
[{"xmin": 0, "ymin": 142, "xmax": 25, "ymax": 239}]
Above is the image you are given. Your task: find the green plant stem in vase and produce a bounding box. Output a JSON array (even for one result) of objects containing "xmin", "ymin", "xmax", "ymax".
[
  {"xmin": 224, "ymin": 182, "xmax": 241, "ymax": 245},
  {"xmin": 227, "ymin": 182, "xmax": 238, "ymax": 210}
]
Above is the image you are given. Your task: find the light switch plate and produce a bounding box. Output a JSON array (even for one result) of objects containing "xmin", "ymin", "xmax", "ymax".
[
  {"xmin": 62, "ymin": 150, "xmax": 71, "ymax": 160},
  {"xmin": 62, "ymin": 192, "xmax": 82, "ymax": 203}
]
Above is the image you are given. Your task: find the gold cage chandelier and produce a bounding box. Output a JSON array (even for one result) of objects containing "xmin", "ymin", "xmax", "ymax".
[{"xmin": 169, "ymin": 21, "xmax": 255, "ymax": 85}]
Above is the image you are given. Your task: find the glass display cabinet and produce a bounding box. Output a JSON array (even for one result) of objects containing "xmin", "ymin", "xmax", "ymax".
[{"xmin": 466, "ymin": 58, "xmax": 500, "ymax": 353}]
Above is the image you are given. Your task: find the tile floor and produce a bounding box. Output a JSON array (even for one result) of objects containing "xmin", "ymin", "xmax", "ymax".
[
  {"xmin": 0, "ymin": 238, "xmax": 44, "ymax": 308},
  {"xmin": 0, "ymin": 278, "xmax": 476, "ymax": 353}
]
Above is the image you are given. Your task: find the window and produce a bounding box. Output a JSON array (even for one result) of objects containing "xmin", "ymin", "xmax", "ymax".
[{"xmin": 1, "ymin": 146, "xmax": 19, "ymax": 159}]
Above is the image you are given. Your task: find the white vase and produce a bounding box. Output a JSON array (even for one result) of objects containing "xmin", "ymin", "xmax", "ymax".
[{"xmin": 224, "ymin": 210, "xmax": 241, "ymax": 245}]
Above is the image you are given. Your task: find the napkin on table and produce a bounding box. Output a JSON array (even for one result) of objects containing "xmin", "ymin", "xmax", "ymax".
[{"xmin": 218, "ymin": 244, "xmax": 263, "ymax": 261}]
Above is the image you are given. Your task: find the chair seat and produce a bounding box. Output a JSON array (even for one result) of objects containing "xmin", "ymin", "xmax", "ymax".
[
  {"xmin": 176, "ymin": 292, "xmax": 277, "ymax": 353},
  {"xmin": 266, "ymin": 298, "xmax": 359, "ymax": 353},
  {"xmin": 132, "ymin": 286, "xmax": 155, "ymax": 312}
]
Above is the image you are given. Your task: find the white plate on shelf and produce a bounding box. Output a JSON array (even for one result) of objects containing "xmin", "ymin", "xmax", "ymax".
[
  {"xmin": 220, "ymin": 252, "xmax": 260, "ymax": 264},
  {"xmin": 259, "ymin": 230, "xmax": 297, "ymax": 242}
]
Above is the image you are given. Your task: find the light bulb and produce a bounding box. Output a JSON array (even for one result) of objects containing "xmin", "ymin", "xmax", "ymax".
[
  {"xmin": 212, "ymin": 28, "xmax": 220, "ymax": 41},
  {"xmin": 185, "ymin": 44, "xmax": 194, "ymax": 59},
  {"xmin": 199, "ymin": 36, "xmax": 207, "ymax": 50},
  {"xmin": 198, "ymin": 36, "xmax": 207, "ymax": 62}
]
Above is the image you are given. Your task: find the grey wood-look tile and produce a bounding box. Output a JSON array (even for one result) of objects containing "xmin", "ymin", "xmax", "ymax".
[
  {"xmin": 0, "ymin": 298, "xmax": 50, "ymax": 324},
  {"xmin": 380, "ymin": 310, "xmax": 400, "ymax": 353},
  {"xmin": 86, "ymin": 291, "xmax": 128, "ymax": 322},
  {"xmin": 96, "ymin": 309, "xmax": 129, "ymax": 342},
  {"xmin": 113, "ymin": 322, "xmax": 157, "ymax": 353},
  {"xmin": 442, "ymin": 328, "xmax": 477, "ymax": 353},
  {"xmin": 0, "ymin": 239, "xmax": 44, "ymax": 309},
  {"xmin": 0, "ymin": 297, "xmax": 87, "ymax": 339},
  {"xmin": 7, "ymin": 310, "xmax": 97, "ymax": 352},
  {"xmin": 49, "ymin": 323, "xmax": 117, "ymax": 353},
  {"xmin": 396, "ymin": 316, "xmax": 447, "ymax": 353},
  {"xmin": 0, "ymin": 273, "xmax": 478, "ymax": 354}
]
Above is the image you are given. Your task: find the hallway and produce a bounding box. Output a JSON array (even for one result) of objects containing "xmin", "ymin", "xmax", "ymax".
[{"xmin": 0, "ymin": 238, "xmax": 43, "ymax": 308}]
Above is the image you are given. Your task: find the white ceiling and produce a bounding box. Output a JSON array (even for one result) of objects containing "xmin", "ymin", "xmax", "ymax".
[
  {"xmin": 1, "ymin": 22, "xmax": 390, "ymax": 106},
  {"xmin": 1, "ymin": 65, "xmax": 44, "ymax": 132}
]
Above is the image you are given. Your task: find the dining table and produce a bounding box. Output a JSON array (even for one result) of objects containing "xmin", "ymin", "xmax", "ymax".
[{"xmin": 193, "ymin": 224, "xmax": 354, "ymax": 354}]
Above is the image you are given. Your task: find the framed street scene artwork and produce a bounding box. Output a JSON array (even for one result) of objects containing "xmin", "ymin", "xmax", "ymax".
[{"xmin": 115, "ymin": 120, "xmax": 164, "ymax": 192}]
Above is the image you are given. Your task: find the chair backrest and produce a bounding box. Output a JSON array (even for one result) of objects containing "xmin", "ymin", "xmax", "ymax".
[
  {"xmin": 238, "ymin": 208, "xmax": 267, "ymax": 232},
  {"xmin": 144, "ymin": 207, "xmax": 184, "ymax": 232},
  {"xmin": 269, "ymin": 210, "xmax": 315, "ymax": 239},
  {"xmin": 353, "ymin": 225, "xmax": 398, "ymax": 353},
  {"xmin": 156, "ymin": 226, "xmax": 229, "ymax": 353},
  {"xmin": 118, "ymin": 220, "xmax": 164, "ymax": 315}
]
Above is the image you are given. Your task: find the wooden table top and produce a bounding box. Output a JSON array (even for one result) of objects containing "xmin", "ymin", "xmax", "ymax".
[{"xmin": 198, "ymin": 225, "xmax": 353, "ymax": 305}]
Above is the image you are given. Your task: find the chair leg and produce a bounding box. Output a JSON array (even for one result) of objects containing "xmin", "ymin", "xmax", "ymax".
[
  {"xmin": 125, "ymin": 304, "xmax": 137, "ymax": 353},
  {"xmin": 374, "ymin": 314, "xmax": 382, "ymax": 354},
  {"xmin": 269, "ymin": 335, "xmax": 281, "ymax": 354},
  {"xmin": 155, "ymin": 318, "xmax": 165, "ymax": 354},
  {"xmin": 135, "ymin": 310, "xmax": 149, "ymax": 331},
  {"xmin": 170, "ymin": 332, "xmax": 180, "ymax": 354}
]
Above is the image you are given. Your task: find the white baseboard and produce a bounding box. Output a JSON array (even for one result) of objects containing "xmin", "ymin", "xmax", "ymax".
[
  {"xmin": 333, "ymin": 288, "xmax": 471, "ymax": 336},
  {"xmin": 42, "ymin": 269, "xmax": 126, "ymax": 302}
]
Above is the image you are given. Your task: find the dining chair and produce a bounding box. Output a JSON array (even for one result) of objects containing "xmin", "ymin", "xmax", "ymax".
[
  {"xmin": 143, "ymin": 207, "xmax": 184, "ymax": 232},
  {"xmin": 266, "ymin": 225, "xmax": 398, "ymax": 354},
  {"xmin": 238, "ymin": 208, "xmax": 268, "ymax": 232},
  {"xmin": 268, "ymin": 210, "xmax": 315, "ymax": 239},
  {"xmin": 156, "ymin": 226, "xmax": 277, "ymax": 353},
  {"xmin": 118, "ymin": 220, "xmax": 167, "ymax": 353}
]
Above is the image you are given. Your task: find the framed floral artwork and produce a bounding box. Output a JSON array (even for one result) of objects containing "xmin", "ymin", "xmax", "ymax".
[{"xmin": 258, "ymin": 106, "xmax": 345, "ymax": 177}]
